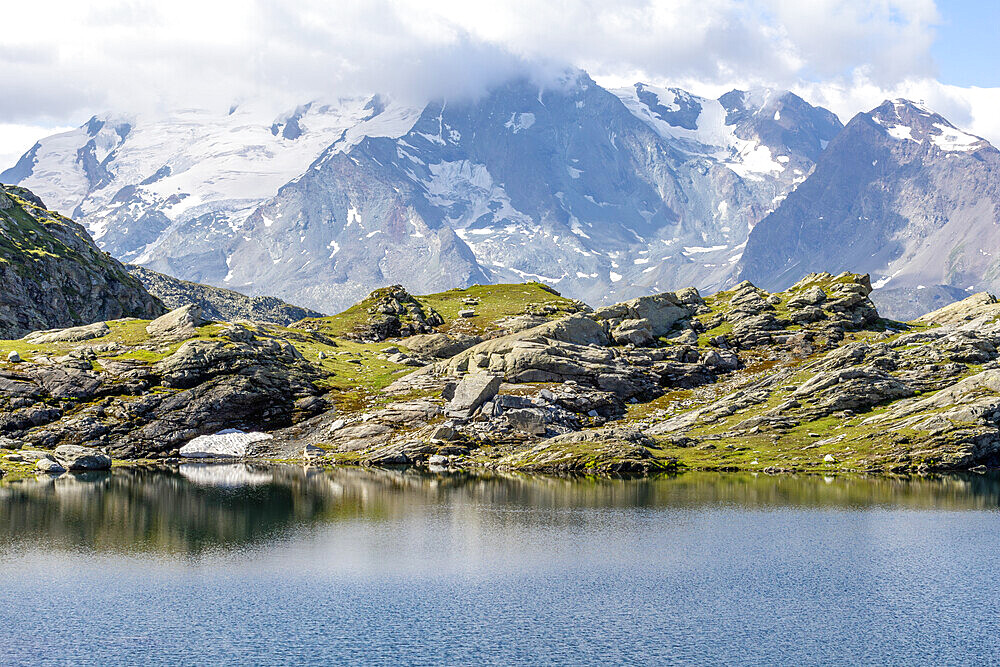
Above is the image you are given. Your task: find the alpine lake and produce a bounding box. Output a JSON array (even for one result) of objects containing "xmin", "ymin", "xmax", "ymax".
[{"xmin": 2, "ymin": 464, "xmax": 999, "ymax": 665}]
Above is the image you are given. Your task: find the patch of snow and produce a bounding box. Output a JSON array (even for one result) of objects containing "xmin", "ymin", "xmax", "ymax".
[
  {"xmin": 886, "ymin": 125, "xmax": 918, "ymax": 142},
  {"xmin": 179, "ymin": 429, "xmax": 272, "ymax": 459},
  {"xmin": 682, "ymin": 244, "xmax": 728, "ymax": 254},
  {"xmin": 505, "ymin": 113, "xmax": 536, "ymax": 133},
  {"xmin": 930, "ymin": 123, "xmax": 981, "ymax": 151},
  {"xmin": 610, "ymin": 271, "xmax": 623, "ymax": 282}
]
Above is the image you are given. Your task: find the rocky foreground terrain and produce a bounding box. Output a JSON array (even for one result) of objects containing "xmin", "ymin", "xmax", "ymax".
[{"xmin": 5, "ymin": 265, "xmax": 1000, "ymax": 479}]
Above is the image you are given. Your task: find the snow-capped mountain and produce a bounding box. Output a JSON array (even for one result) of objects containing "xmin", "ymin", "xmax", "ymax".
[
  {"xmin": 2, "ymin": 70, "xmax": 842, "ymax": 312},
  {"xmin": 737, "ymin": 98, "xmax": 1000, "ymax": 320}
]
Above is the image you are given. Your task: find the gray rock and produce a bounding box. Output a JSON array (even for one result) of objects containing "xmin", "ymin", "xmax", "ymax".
[
  {"xmin": 429, "ymin": 424, "xmax": 459, "ymax": 442},
  {"xmin": 611, "ymin": 319, "xmax": 655, "ymax": 346},
  {"xmin": 404, "ymin": 333, "xmax": 483, "ymax": 359},
  {"xmin": 787, "ymin": 285, "xmax": 827, "ymax": 308},
  {"xmin": 7, "ymin": 350, "xmax": 21, "ymax": 363},
  {"xmin": 458, "ymin": 309, "xmax": 476, "ymax": 318},
  {"xmin": 53, "ymin": 444, "xmax": 112, "ymax": 471},
  {"xmin": 18, "ymin": 450, "xmax": 54, "ymax": 462},
  {"xmin": 146, "ymin": 304, "xmax": 208, "ymax": 339},
  {"xmin": 445, "ymin": 374, "xmax": 502, "ymax": 418},
  {"xmin": 23, "ymin": 321, "xmax": 110, "ymax": 345},
  {"xmin": 505, "ymin": 408, "xmax": 548, "ymax": 435},
  {"xmin": 36, "ymin": 458, "xmax": 66, "ymax": 473},
  {"xmin": 595, "ymin": 293, "xmax": 691, "ymax": 337}
]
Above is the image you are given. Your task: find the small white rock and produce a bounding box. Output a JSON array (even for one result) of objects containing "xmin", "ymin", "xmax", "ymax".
[{"xmin": 823, "ymin": 454, "xmax": 837, "ymax": 463}]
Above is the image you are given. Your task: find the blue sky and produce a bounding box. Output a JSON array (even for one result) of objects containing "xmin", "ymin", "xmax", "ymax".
[{"xmin": 934, "ymin": 0, "xmax": 1000, "ymax": 86}]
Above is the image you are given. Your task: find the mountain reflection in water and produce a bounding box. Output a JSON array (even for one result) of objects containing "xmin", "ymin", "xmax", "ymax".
[{"xmin": 2, "ymin": 465, "xmax": 999, "ymax": 555}]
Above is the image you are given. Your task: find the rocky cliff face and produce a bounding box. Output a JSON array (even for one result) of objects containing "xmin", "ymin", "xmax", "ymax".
[
  {"xmin": 126, "ymin": 264, "xmax": 323, "ymax": 325},
  {"xmin": 738, "ymin": 99, "xmax": 1000, "ymax": 308},
  {"xmin": 0, "ymin": 184, "xmax": 164, "ymax": 338},
  {"xmin": 3, "ymin": 72, "xmax": 841, "ymax": 313}
]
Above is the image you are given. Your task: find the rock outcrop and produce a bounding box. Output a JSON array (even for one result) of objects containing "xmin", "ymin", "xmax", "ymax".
[{"xmin": 0, "ymin": 185, "xmax": 164, "ymax": 339}]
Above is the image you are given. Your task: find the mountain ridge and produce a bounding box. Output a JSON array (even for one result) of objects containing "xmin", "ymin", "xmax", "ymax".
[{"xmin": 3, "ymin": 70, "xmax": 843, "ymax": 313}]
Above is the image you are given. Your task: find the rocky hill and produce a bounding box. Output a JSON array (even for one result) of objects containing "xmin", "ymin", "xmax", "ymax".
[
  {"xmin": 126, "ymin": 264, "xmax": 324, "ymax": 325},
  {"xmin": 5, "ymin": 274, "xmax": 1000, "ymax": 478},
  {"xmin": 0, "ymin": 184, "xmax": 164, "ymax": 339}
]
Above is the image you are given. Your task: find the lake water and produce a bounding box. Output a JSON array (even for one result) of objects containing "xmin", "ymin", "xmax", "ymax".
[{"xmin": 2, "ymin": 465, "xmax": 1000, "ymax": 665}]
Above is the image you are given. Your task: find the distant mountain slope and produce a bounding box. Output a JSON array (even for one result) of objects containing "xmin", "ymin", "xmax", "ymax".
[
  {"xmin": 738, "ymin": 99, "xmax": 1000, "ymax": 306},
  {"xmin": 0, "ymin": 184, "xmax": 164, "ymax": 338},
  {"xmin": 3, "ymin": 70, "xmax": 842, "ymax": 313},
  {"xmin": 126, "ymin": 264, "xmax": 324, "ymax": 324}
]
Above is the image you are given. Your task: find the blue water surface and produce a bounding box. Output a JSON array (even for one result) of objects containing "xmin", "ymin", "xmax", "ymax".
[{"xmin": 1, "ymin": 466, "xmax": 999, "ymax": 665}]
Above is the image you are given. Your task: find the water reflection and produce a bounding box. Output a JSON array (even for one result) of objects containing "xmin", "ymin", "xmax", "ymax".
[{"xmin": 1, "ymin": 466, "xmax": 999, "ymax": 555}]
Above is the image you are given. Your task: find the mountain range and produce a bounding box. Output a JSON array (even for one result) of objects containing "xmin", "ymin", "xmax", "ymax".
[{"xmin": 3, "ymin": 69, "xmax": 996, "ymax": 319}]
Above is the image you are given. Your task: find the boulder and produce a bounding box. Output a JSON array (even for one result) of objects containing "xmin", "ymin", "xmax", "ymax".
[
  {"xmin": 179, "ymin": 429, "xmax": 272, "ymax": 458},
  {"xmin": 18, "ymin": 450, "xmax": 54, "ymax": 462},
  {"xmin": 445, "ymin": 374, "xmax": 502, "ymax": 418},
  {"xmin": 53, "ymin": 444, "xmax": 112, "ymax": 471},
  {"xmin": 505, "ymin": 408, "xmax": 547, "ymax": 435},
  {"xmin": 146, "ymin": 304, "xmax": 207, "ymax": 339},
  {"xmin": 36, "ymin": 458, "xmax": 65, "ymax": 473},
  {"xmin": 7, "ymin": 350, "xmax": 21, "ymax": 363},
  {"xmin": 404, "ymin": 333, "xmax": 483, "ymax": 359},
  {"xmin": 594, "ymin": 293, "xmax": 690, "ymax": 337},
  {"xmin": 787, "ymin": 286, "xmax": 827, "ymax": 309},
  {"xmin": 611, "ymin": 319, "xmax": 655, "ymax": 346},
  {"xmin": 23, "ymin": 321, "xmax": 110, "ymax": 345}
]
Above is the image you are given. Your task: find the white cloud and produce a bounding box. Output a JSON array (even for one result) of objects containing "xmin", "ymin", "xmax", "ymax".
[
  {"xmin": 0, "ymin": 124, "xmax": 75, "ymax": 172},
  {"xmin": 3, "ymin": 0, "xmax": 1000, "ymax": 158}
]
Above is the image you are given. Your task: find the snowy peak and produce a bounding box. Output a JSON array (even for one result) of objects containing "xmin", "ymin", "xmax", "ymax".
[
  {"xmin": 631, "ymin": 83, "xmax": 703, "ymax": 130},
  {"xmin": 614, "ymin": 84, "xmax": 842, "ymax": 184},
  {"xmin": 865, "ymin": 98, "xmax": 991, "ymax": 153},
  {"xmin": 720, "ymin": 89, "xmax": 842, "ymax": 162}
]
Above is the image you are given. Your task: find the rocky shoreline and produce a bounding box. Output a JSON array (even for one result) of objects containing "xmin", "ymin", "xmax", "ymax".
[{"xmin": 6, "ymin": 265, "xmax": 1000, "ymax": 480}]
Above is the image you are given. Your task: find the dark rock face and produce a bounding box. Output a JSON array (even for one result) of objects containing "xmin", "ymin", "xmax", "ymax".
[
  {"xmin": 0, "ymin": 332, "xmax": 326, "ymax": 459},
  {"xmin": 0, "ymin": 185, "xmax": 164, "ymax": 338},
  {"xmin": 127, "ymin": 264, "xmax": 324, "ymax": 325}
]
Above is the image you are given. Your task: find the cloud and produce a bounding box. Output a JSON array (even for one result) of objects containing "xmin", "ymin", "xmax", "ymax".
[{"xmin": 7, "ymin": 0, "xmax": 999, "ymax": 157}]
